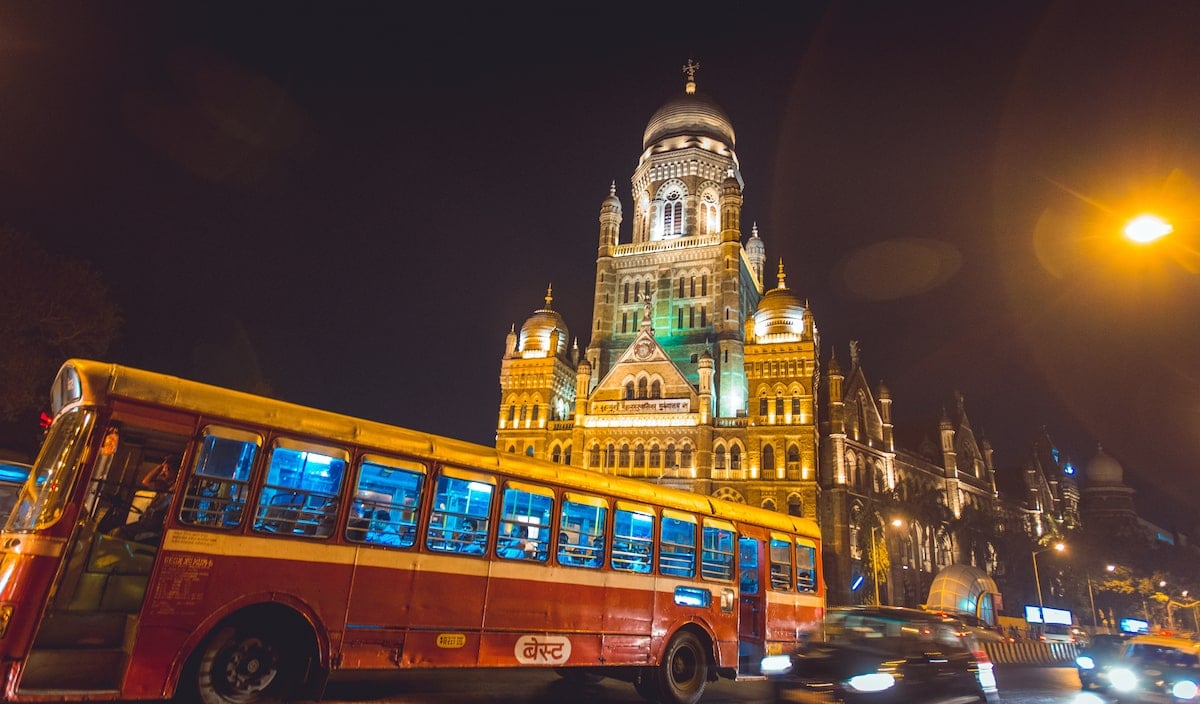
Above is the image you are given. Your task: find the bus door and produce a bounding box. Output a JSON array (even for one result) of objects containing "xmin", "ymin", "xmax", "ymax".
[
  {"xmin": 736, "ymin": 533, "xmax": 766, "ymax": 674},
  {"xmin": 24, "ymin": 419, "xmax": 190, "ymax": 692}
]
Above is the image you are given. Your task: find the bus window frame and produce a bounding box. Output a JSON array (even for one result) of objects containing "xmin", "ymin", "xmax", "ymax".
[
  {"xmin": 426, "ymin": 467, "xmax": 495, "ymax": 555},
  {"xmin": 348, "ymin": 454, "xmax": 426, "ymax": 547},
  {"xmin": 557, "ymin": 492, "xmax": 608, "ymax": 568},
  {"xmin": 178, "ymin": 425, "xmax": 262, "ymax": 530}
]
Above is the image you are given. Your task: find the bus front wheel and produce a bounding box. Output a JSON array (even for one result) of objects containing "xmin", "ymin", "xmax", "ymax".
[
  {"xmin": 188, "ymin": 621, "xmax": 303, "ymax": 704},
  {"xmin": 654, "ymin": 630, "xmax": 708, "ymax": 704}
]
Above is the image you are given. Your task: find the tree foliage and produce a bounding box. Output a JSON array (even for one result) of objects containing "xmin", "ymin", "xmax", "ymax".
[{"xmin": 0, "ymin": 228, "xmax": 121, "ymax": 423}]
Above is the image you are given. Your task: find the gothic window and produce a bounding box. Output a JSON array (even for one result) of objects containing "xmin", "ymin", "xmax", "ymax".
[
  {"xmin": 551, "ymin": 446, "xmax": 562, "ymax": 463},
  {"xmin": 663, "ymin": 191, "xmax": 684, "ymax": 236},
  {"xmin": 689, "ymin": 307, "xmax": 695, "ymax": 328},
  {"xmin": 714, "ymin": 446, "xmax": 726, "ymax": 470},
  {"xmin": 701, "ymin": 192, "xmax": 718, "ymax": 234},
  {"xmin": 625, "ymin": 382, "xmax": 635, "ymax": 399},
  {"xmin": 730, "ymin": 445, "xmax": 741, "ymax": 470},
  {"xmin": 775, "ymin": 396, "xmax": 784, "ymax": 416},
  {"xmin": 665, "ymin": 444, "xmax": 677, "ymax": 468},
  {"xmin": 761, "ymin": 498, "xmax": 777, "ymax": 512},
  {"xmin": 650, "ymin": 380, "xmax": 662, "ymax": 398},
  {"xmin": 788, "ymin": 495, "xmax": 802, "ymax": 517},
  {"xmin": 787, "ymin": 444, "xmax": 800, "ymax": 463},
  {"xmin": 525, "ymin": 446, "xmax": 534, "ymax": 457},
  {"xmin": 690, "ymin": 277, "xmax": 696, "ymax": 297},
  {"xmin": 678, "ymin": 277, "xmax": 685, "ymax": 297},
  {"xmin": 873, "ymin": 467, "xmax": 884, "ymax": 494},
  {"xmin": 507, "ymin": 445, "xmax": 516, "ymax": 453},
  {"xmin": 623, "ymin": 282, "xmax": 630, "ymax": 304},
  {"xmin": 680, "ymin": 445, "xmax": 692, "ymax": 467},
  {"xmin": 621, "ymin": 312, "xmax": 628, "ymax": 333},
  {"xmin": 792, "ymin": 395, "xmax": 801, "ymax": 415},
  {"xmin": 605, "ymin": 444, "xmax": 615, "ymax": 467},
  {"xmin": 701, "ymin": 276, "xmax": 708, "ymax": 296},
  {"xmin": 677, "ymin": 308, "xmax": 684, "ymax": 329},
  {"xmin": 507, "ymin": 406, "xmax": 515, "ymax": 422},
  {"xmin": 634, "ymin": 281, "xmax": 640, "ymax": 301},
  {"xmin": 519, "ymin": 405, "xmax": 527, "ymax": 421},
  {"xmin": 618, "ymin": 444, "xmax": 630, "ymax": 468},
  {"xmin": 649, "ymin": 444, "xmax": 661, "ymax": 468},
  {"xmin": 700, "ymin": 306, "xmax": 707, "ymax": 327},
  {"xmin": 531, "ymin": 405, "xmax": 539, "ymax": 421},
  {"xmin": 763, "ymin": 445, "xmax": 775, "ymax": 471},
  {"xmin": 634, "ymin": 444, "xmax": 645, "ymax": 468},
  {"xmin": 564, "ymin": 445, "xmax": 571, "ymax": 465},
  {"xmin": 590, "ymin": 444, "xmax": 600, "ymax": 467},
  {"xmin": 759, "ymin": 395, "xmax": 768, "ymax": 416},
  {"xmin": 637, "ymin": 378, "xmax": 648, "ymax": 399}
]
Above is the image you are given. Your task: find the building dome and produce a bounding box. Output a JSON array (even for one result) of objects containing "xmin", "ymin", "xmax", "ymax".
[
  {"xmin": 642, "ymin": 88, "xmax": 735, "ymax": 151},
  {"xmin": 752, "ymin": 261, "xmax": 805, "ymax": 339},
  {"xmin": 1086, "ymin": 445, "xmax": 1124, "ymax": 484},
  {"xmin": 518, "ymin": 286, "xmax": 569, "ymax": 358}
]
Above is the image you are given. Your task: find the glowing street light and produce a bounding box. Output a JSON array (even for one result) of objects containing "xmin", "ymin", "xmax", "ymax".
[
  {"xmin": 1123, "ymin": 213, "xmax": 1173, "ymax": 244},
  {"xmin": 1032, "ymin": 542, "xmax": 1066, "ymax": 624},
  {"xmin": 870, "ymin": 518, "xmax": 906, "ymax": 605}
]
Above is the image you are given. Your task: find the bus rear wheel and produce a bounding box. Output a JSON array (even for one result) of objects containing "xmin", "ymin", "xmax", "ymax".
[
  {"xmin": 188, "ymin": 621, "xmax": 303, "ymax": 704},
  {"xmin": 654, "ymin": 631, "xmax": 708, "ymax": 704}
]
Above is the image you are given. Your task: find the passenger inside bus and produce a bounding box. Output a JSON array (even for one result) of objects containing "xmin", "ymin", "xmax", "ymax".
[
  {"xmin": 111, "ymin": 457, "xmax": 178, "ymax": 546},
  {"xmin": 456, "ymin": 519, "xmax": 485, "ymax": 554},
  {"xmin": 499, "ymin": 524, "xmax": 536, "ymax": 559},
  {"xmin": 368, "ymin": 510, "xmax": 401, "ymax": 545}
]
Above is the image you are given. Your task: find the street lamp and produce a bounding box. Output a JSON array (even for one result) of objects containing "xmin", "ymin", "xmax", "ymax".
[
  {"xmin": 1032, "ymin": 542, "xmax": 1065, "ymax": 624},
  {"xmin": 869, "ymin": 518, "xmax": 905, "ymax": 606}
]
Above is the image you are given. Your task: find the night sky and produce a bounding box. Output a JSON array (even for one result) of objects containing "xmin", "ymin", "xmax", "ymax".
[{"xmin": 3, "ymin": 3, "xmax": 1199, "ymax": 529}]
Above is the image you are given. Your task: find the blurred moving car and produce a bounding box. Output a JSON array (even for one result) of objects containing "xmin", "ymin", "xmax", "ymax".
[
  {"xmin": 762, "ymin": 605, "xmax": 999, "ymax": 703},
  {"xmin": 926, "ymin": 609, "xmax": 1007, "ymax": 643},
  {"xmin": 1040, "ymin": 623, "xmax": 1080, "ymax": 644},
  {"xmin": 1108, "ymin": 633, "xmax": 1200, "ymax": 703},
  {"xmin": 0, "ymin": 459, "xmax": 31, "ymax": 519},
  {"xmin": 1077, "ymin": 633, "xmax": 1134, "ymax": 691}
]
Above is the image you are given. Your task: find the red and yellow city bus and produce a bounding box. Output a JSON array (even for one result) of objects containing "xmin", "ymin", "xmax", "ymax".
[{"xmin": 0, "ymin": 360, "xmax": 824, "ymax": 704}]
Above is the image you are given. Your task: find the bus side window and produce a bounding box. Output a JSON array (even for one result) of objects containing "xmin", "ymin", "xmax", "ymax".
[
  {"xmin": 426, "ymin": 471, "xmax": 494, "ymax": 555},
  {"xmin": 796, "ymin": 542, "xmax": 817, "ymax": 592},
  {"xmin": 769, "ymin": 536, "xmax": 793, "ymax": 591},
  {"xmin": 701, "ymin": 522, "xmax": 735, "ymax": 581},
  {"xmin": 253, "ymin": 441, "xmax": 347, "ymax": 538},
  {"xmin": 612, "ymin": 503, "xmax": 653, "ymax": 573},
  {"xmin": 557, "ymin": 493, "xmax": 607, "ymax": 568},
  {"xmin": 738, "ymin": 537, "xmax": 760, "ymax": 594},
  {"xmin": 658, "ymin": 512, "xmax": 696, "ymax": 578},
  {"xmin": 346, "ymin": 457, "xmax": 425, "ymax": 548},
  {"xmin": 498, "ymin": 482, "xmax": 553, "ymax": 561},
  {"xmin": 180, "ymin": 428, "xmax": 260, "ymax": 529}
]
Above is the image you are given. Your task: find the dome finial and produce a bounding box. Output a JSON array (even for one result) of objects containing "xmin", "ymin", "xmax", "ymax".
[
  {"xmin": 752, "ymin": 222, "xmax": 760, "ymax": 238},
  {"xmin": 682, "ymin": 58, "xmax": 700, "ymax": 95},
  {"xmin": 609, "ymin": 180, "xmax": 616, "ymax": 196},
  {"xmin": 776, "ymin": 259, "xmax": 787, "ymax": 290},
  {"xmin": 544, "ymin": 283, "xmax": 553, "ymax": 310}
]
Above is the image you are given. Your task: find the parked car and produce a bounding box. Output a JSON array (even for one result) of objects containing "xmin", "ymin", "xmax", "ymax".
[
  {"xmin": 762, "ymin": 605, "xmax": 1000, "ymax": 703},
  {"xmin": 1077, "ymin": 633, "xmax": 1134, "ymax": 690},
  {"xmin": 1108, "ymin": 633, "xmax": 1200, "ymax": 703},
  {"xmin": 0, "ymin": 459, "xmax": 31, "ymax": 519}
]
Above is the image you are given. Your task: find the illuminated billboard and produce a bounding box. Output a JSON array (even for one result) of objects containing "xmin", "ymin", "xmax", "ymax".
[{"xmin": 1024, "ymin": 605, "xmax": 1072, "ymax": 625}]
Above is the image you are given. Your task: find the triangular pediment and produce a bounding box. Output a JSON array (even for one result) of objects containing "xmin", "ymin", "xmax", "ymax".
[{"xmin": 587, "ymin": 330, "xmax": 698, "ymax": 414}]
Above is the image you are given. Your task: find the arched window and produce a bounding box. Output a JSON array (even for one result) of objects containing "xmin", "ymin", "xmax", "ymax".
[
  {"xmin": 663, "ymin": 191, "xmax": 684, "ymax": 236},
  {"xmin": 649, "ymin": 444, "xmax": 661, "ymax": 468},
  {"xmin": 759, "ymin": 394, "xmax": 768, "ymax": 416},
  {"xmin": 763, "ymin": 445, "xmax": 775, "ymax": 471},
  {"xmin": 714, "ymin": 446, "xmax": 726, "ymax": 470},
  {"xmin": 507, "ymin": 405, "xmax": 515, "ymax": 422},
  {"xmin": 551, "ymin": 446, "xmax": 561, "ymax": 463},
  {"xmin": 625, "ymin": 382, "xmax": 635, "ymax": 399},
  {"xmin": 787, "ymin": 444, "xmax": 801, "ymax": 464},
  {"xmin": 525, "ymin": 446, "xmax": 534, "ymax": 457},
  {"xmin": 788, "ymin": 495, "xmax": 803, "ymax": 517},
  {"xmin": 634, "ymin": 444, "xmax": 645, "ymax": 468},
  {"xmin": 665, "ymin": 444, "xmax": 677, "ymax": 468},
  {"xmin": 563, "ymin": 445, "xmax": 572, "ymax": 465},
  {"xmin": 730, "ymin": 446, "xmax": 741, "ymax": 470},
  {"xmin": 590, "ymin": 444, "xmax": 600, "ymax": 466},
  {"xmin": 651, "ymin": 380, "xmax": 662, "ymax": 398},
  {"xmin": 623, "ymin": 282, "xmax": 630, "ymax": 304},
  {"xmin": 637, "ymin": 378, "xmax": 648, "ymax": 399},
  {"xmin": 775, "ymin": 395, "xmax": 784, "ymax": 417},
  {"xmin": 618, "ymin": 444, "xmax": 630, "ymax": 468},
  {"xmin": 762, "ymin": 498, "xmax": 777, "ymax": 512},
  {"xmin": 605, "ymin": 443, "xmax": 615, "ymax": 467},
  {"xmin": 680, "ymin": 446, "xmax": 692, "ymax": 467},
  {"xmin": 791, "ymin": 395, "xmax": 801, "ymax": 416}
]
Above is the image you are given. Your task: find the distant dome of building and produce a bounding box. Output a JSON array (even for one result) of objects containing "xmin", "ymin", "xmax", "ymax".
[
  {"xmin": 642, "ymin": 88, "xmax": 735, "ymax": 151},
  {"xmin": 753, "ymin": 261, "xmax": 805, "ymax": 338},
  {"xmin": 1086, "ymin": 446, "xmax": 1124, "ymax": 484},
  {"xmin": 518, "ymin": 286, "xmax": 569, "ymax": 358}
]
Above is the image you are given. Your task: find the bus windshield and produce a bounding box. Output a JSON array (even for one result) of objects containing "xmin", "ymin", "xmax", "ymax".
[{"xmin": 7, "ymin": 408, "xmax": 95, "ymax": 531}]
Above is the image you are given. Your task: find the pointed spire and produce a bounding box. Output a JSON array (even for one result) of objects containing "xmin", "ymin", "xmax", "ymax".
[
  {"xmin": 752, "ymin": 222, "xmax": 760, "ymax": 238},
  {"xmin": 609, "ymin": 181, "xmax": 616, "ymax": 196},
  {"xmin": 682, "ymin": 58, "xmax": 700, "ymax": 94},
  {"xmin": 544, "ymin": 283, "xmax": 553, "ymax": 310},
  {"xmin": 776, "ymin": 259, "xmax": 787, "ymax": 290}
]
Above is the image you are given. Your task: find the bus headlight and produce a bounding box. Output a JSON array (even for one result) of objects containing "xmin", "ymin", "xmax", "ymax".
[
  {"xmin": 1110, "ymin": 668, "xmax": 1137, "ymax": 692},
  {"xmin": 1173, "ymin": 680, "xmax": 1198, "ymax": 700},
  {"xmin": 760, "ymin": 655, "xmax": 792, "ymax": 675}
]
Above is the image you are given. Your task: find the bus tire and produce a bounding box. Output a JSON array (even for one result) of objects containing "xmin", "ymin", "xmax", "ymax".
[
  {"xmin": 633, "ymin": 669, "xmax": 661, "ymax": 701},
  {"xmin": 654, "ymin": 630, "xmax": 708, "ymax": 704},
  {"xmin": 187, "ymin": 620, "xmax": 304, "ymax": 704}
]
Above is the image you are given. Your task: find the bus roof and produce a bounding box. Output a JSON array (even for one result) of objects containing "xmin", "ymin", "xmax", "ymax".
[{"xmin": 56, "ymin": 359, "xmax": 821, "ymax": 539}]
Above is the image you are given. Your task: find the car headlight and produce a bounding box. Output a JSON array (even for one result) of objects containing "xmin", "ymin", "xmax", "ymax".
[
  {"xmin": 1076, "ymin": 655, "xmax": 1095, "ymax": 669},
  {"xmin": 976, "ymin": 661, "xmax": 997, "ymax": 690},
  {"xmin": 845, "ymin": 673, "xmax": 896, "ymax": 693},
  {"xmin": 760, "ymin": 655, "xmax": 793, "ymax": 675},
  {"xmin": 1110, "ymin": 668, "xmax": 1138, "ymax": 692},
  {"xmin": 1173, "ymin": 680, "xmax": 1199, "ymax": 700}
]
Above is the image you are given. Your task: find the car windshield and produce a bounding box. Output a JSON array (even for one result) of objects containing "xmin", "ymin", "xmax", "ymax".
[
  {"xmin": 825, "ymin": 612, "xmax": 967, "ymax": 655},
  {"xmin": 1127, "ymin": 643, "xmax": 1200, "ymax": 667}
]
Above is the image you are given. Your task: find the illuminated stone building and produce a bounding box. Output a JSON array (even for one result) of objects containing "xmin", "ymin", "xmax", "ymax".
[{"xmin": 495, "ymin": 64, "xmax": 1001, "ymax": 606}]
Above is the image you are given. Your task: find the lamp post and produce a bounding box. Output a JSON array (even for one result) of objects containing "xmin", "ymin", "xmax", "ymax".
[
  {"xmin": 1032, "ymin": 543, "xmax": 1065, "ymax": 625},
  {"xmin": 869, "ymin": 518, "xmax": 905, "ymax": 606}
]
